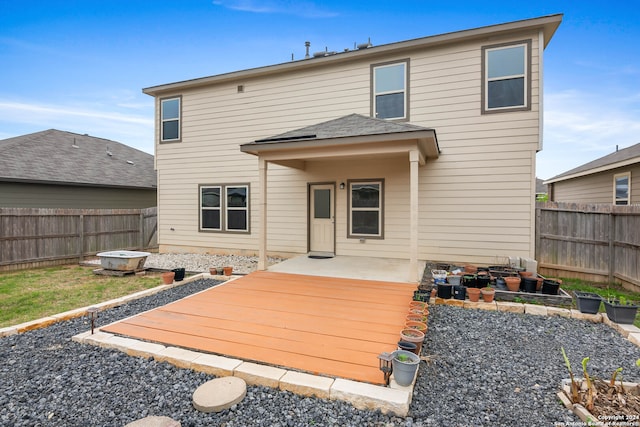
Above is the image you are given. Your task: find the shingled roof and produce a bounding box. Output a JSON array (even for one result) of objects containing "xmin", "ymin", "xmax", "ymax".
[
  {"xmin": 0, "ymin": 129, "xmax": 156, "ymax": 189},
  {"xmin": 545, "ymin": 142, "xmax": 640, "ymax": 184}
]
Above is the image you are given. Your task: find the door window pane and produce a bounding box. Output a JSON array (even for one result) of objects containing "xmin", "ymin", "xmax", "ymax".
[{"xmin": 314, "ymin": 189, "xmax": 331, "ymax": 219}]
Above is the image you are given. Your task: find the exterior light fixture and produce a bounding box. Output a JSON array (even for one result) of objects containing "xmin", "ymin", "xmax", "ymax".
[
  {"xmin": 340, "ymin": 182, "xmax": 345, "ymax": 190},
  {"xmin": 87, "ymin": 306, "xmax": 99, "ymax": 334},
  {"xmin": 378, "ymin": 352, "xmax": 394, "ymax": 386}
]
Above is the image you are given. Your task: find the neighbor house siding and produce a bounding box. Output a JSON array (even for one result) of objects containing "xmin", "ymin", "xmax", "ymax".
[
  {"xmin": 0, "ymin": 182, "xmax": 157, "ymax": 209},
  {"xmin": 154, "ymin": 29, "xmax": 543, "ymax": 264},
  {"xmin": 551, "ymin": 164, "xmax": 640, "ymax": 204}
]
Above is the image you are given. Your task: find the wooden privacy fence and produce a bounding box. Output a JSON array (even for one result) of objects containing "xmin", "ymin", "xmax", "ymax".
[
  {"xmin": 0, "ymin": 207, "xmax": 157, "ymax": 271},
  {"xmin": 535, "ymin": 202, "xmax": 640, "ymax": 291}
]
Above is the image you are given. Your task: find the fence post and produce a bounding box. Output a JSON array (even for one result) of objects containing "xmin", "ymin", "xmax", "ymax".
[
  {"xmin": 139, "ymin": 212, "xmax": 144, "ymax": 250},
  {"xmin": 608, "ymin": 212, "xmax": 615, "ymax": 284},
  {"xmin": 78, "ymin": 214, "xmax": 84, "ymax": 263}
]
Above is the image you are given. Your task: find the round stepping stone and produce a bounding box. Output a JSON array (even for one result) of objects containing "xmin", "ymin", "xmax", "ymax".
[{"xmin": 192, "ymin": 376, "xmax": 247, "ymax": 413}]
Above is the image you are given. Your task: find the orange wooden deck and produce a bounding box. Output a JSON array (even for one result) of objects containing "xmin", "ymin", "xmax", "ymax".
[{"xmin": 101, "ymin": 271, "xmax": 416, "ymax": 384}]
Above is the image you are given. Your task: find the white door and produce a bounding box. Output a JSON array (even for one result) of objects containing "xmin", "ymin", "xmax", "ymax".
[{"xmin": 309, "ymin": 184, "xmax": 335, "ymax": 255}]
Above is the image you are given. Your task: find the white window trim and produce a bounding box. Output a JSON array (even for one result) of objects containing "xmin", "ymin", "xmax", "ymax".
[
  {"xmin": 372, "ymin": 61, "xmax": 408, "ymax": 121},
  {"xmin": 614, "ymin": 172, "xmax": 631, "ymax": 205},
  {"xmin": 225, "ymin": 185, "xmax": 250, "ymax": 232},
  {"xmin": 199, "ymin": 184, "xmax": 250, "ymax": 233},
  {"xmin": 160, "ymin": 96, "xmax": 181, "ymax": 142},
  {"xmin": 348, "ymin": 179, "xmax": 384, "ymax": 239},
  {"xmin": 482, "ymin": 40, "xmax": 531, "ymax": 113}
]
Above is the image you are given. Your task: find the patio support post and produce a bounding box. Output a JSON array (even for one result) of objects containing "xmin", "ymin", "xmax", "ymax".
[
  {"xmin": 409, "ymin": 150, "xmax": 419, "ymax": 282},
  {"xmin": 258, "ymin": 157, "xmax": 268, "ymax": 270}
]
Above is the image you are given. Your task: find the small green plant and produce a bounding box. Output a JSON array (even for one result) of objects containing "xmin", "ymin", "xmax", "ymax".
[
  {"xmin": 561, "ymin": 347, "xmax": 579, "ymax": 403},
  {"xmin": 396, "ymin": 354, "xmax": 411, "ymax": 362},
  {"xmin": 636, "ymin": 359, "xmax": 640, "ymax": 368},
  {"xmin": 610, "ymin": 367, "xmax": 623, "ymax": 387},
  {"xmin": 581, "ymin": 357, "xmax": 594, "ymax": 412}
]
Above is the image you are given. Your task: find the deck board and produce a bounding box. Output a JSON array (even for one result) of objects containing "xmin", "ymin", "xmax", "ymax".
[{"xmin": 101, "ymin": 270, "xmax": 416, "ymax": 384}]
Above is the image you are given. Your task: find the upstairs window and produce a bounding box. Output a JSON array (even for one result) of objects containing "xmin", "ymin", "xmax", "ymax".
[
  {"xmin": 161, "ymin": 97, "xmax": 181, "ymax": 141},
  {"xmin": 614, "ymin": 173, "xmax": 631, "ymax": 205},
  {"xmin": 482, "ymin": 41, "xmax": 530, "ymax": 113},
  {"xmin": 372, "ymin": 61, "xmax": 408, "ymax": 120}
]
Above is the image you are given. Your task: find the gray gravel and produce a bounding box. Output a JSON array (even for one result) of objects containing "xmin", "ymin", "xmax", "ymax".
[{"xmin": 1, "ymin": 280, "xmax": 639, "ymax": 426}]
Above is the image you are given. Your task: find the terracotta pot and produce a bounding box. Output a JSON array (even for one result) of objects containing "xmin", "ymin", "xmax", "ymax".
[
  {"xmin": 467, "ymin": 287, "xmax": 481, "ymax": 302},
  {"xmin": 519, "ymin": 271, "xmax": 533, "ymax": 279},
  {"xmin": 409, "ymin": 301, "xmax": 427, "ymax": 311},
  {"xmin": 504, "ymin": 276, "xmax": 521, "ymax": 292},
  {"xmin": 536, "ymin": 277, "xmax": 543, "ymax": 291},
  {"xmin": 400, "ymin": 328, "xmax": 425, "ymax": 355},
  {"xmin": 223, "ymin": 266, "xmax": 233, "ymax": 276},
  {"xmin": 464, "ymin": 264, "xmax": 478, "ymax": 274},
  {"xmin": 480, "ymin": 287, "xmax": 495, "ymax": 303},
  {"xmin": 161, "ymin": 271, "xmax": 175, "ymax": 284},
  {"xmin": 404, "ymin": 320, "xmax": 427, "ymax": 334},
  {"xmin": 209, "ymin": 267, "xmax": 217, "ymax": 275}
]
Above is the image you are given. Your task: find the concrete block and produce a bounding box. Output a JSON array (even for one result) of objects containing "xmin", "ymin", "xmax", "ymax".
[
  {"xmin": 0, "ymin": 326, "xmax": 18, "ymax": 337},
  {"xmin": 496, "ymin": 301, "xmax": 525, "ymax": 313},
  {"xmin": 463, "ymin": 301, "xmax": 497, "ymax": 311},
  {"xmin": 234, "ymin": 362, "xmax": 286, "ymax": 388},
  {"xmin": 99, "ymin": 335, "xmax": 165, "ymax": 358},
  {"xmin": 52, "ymin": 307, "xmax": 88, "ymax": 322},
  {"xmin": 192, "ymin": 377, "xmax": 246, "ymax": 413},
  {"xmin": 155, "ymin": 347, "xmax": 202, "ymax": 369},
  {"xmin": 616, "ymin": 324, "xmax": 640, "ymax": 338},
  {"xmin": 279, "ymin": 371, "xmax": 334, "ymax": 399},
  {"xmin": 570, "ymin": 310, "xmax": 602, "ymax": 323},
  {"xmin": 440, "ymin": 299, "xmax": 464, "ymax": 307},
  {"xmin": 524, "ymin": 304, "xmax": 547, "ymax": 316},
  {"xmin": 15, "ymin": 317, "xmax": 57, "ymax": 333},
  {"xmin": 192, "ymin": 354, "xmax": 243, "ymax": 377},
  {"xmin": 546, "ymin": 307, "xmax": 571, "ymax": 318},
  {"xmin": 125, "ymin": 415, "xmax": 181, "ymax": 427},
  {"xmin": 628, "ymin": 333, "xmax": 640, "ymax": 347},
  {"xmin": 330, "ymin": 378, "xmax": 411, "ymax": 416}
]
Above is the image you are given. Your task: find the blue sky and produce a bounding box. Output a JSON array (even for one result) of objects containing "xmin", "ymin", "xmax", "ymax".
[{"xmin": 1, "ymin": 1, "xmax": 639, "ymax": 179}]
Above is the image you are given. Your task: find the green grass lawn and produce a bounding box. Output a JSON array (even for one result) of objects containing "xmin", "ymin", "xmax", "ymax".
[{"xmin": 0, "ymin": 265, "xmax": 164, "ymax": 328}]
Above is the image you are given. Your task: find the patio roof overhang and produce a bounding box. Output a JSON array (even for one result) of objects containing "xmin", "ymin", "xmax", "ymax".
[{"xmin": 240, "ymin": 114, "xmax": 439, "ymax": 170}]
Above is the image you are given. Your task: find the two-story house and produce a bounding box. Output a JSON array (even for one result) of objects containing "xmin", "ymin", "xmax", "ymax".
[{"xmin": 143, "ymin": 14, "xmax": 562, "ymax": 281}]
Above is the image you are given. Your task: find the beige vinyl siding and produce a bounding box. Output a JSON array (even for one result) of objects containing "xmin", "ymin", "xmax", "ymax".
[
  {"xmin": 0, "ymin": 182, "xmax": 156, "ymax": 209},
  {"xmin": 552, "ymin": 164, "xmax": 640, "ymax": 204},
  {"xmin": 155, "ymin": 30, "xmax": 542, "ymax": 264}
]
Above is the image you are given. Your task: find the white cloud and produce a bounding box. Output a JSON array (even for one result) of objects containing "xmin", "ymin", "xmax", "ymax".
[
  {"xmin": 0, "ymin": 100, "xmax": 154, "ymax": 154},
  {"xmin": 212, "ymin": 0, "xmax": 338, "ymax": 18},
  {"xmin": 538, "ymin": 89, "xmax": 640, "ymax": 179}
]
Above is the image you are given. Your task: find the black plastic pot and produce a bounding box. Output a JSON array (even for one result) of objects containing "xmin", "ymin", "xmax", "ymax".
[
  {"xmin": 413, "ymin": 290, "xmax": 431, "ymax": 302},
  {"xmin": 397, "ymin": 340, "xmax": 418, "ymax": 352},
  {"xmin": 437, "ymin": 284, "xmax": 453, "ymax": 299},
  {"xmin": 603, "ymin": 300, "xmax": 639, "ymax": 324},
  {"xmin": 574, "ymin": 291, "xmax": 602, "ymax": 314},
  {"xmin": 462, "ymin": 274, "xmax": 477, "ymax": 288},
  {"xmin": 522, "ymin": 277, "xmax": 538, "ymax": 293},
  {"xmin": 453, "ymin": 285, "xmax": 466, "ymax": 300},
  {"xmin": 541, "ymin": 279, "xmax": 560, "ymax": 295},
  {"xmin": 476, "ymin": 274, "xmax": 490, "ymax": 288},
  {"xmin": 171, "ymin": 268, "xmax": 186, "ymax": 281}
]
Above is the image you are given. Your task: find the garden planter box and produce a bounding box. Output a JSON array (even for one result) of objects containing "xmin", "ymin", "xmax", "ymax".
[
  {"xmin": 574, "ymin": 291, "xmax": 602, "ymax": 314},
  {"xmin": 603, "ymin": 300, "xmax": 639, "ymax": 324}
]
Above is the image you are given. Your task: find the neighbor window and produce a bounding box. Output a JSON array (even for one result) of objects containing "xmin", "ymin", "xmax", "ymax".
[
  {"xmin": 482, "ymin": 41, "xmax": 530, "ymax": 113},
  {"xmin": 200, "ymin": 184, "xmax": 249, "ymax": 232},
  {"xmin": 161, "ymin": 97, "xmax": 181, "ymax": 141},
  {"xmin": 614, "ymin": 173, "xmax": 631, "ymax": 205},
  {"xmin": 372, "ymin": 61, "xmax": 408, "ymax": 120},
  {"xmin": 348, "ymin": 180, "xmax": 383, "ymax": 238}
]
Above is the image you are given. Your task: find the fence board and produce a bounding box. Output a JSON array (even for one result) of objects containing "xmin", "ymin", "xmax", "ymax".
[
  {"xmin": 0, "ymin": 207, "xmax": 157, "ymax": 271},
  {"xmin": 536, "ymin": 202, "xmax": 640, "ymax": 291}
]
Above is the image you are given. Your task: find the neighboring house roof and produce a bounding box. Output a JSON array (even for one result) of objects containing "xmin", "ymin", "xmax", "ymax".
[
  {"xmin": 545, "ymin": 142, "xmax": 640, "ymax": 184},
  {"xmin": 0, "ymin": 129, "xmax": 156, "ymax": 189},
  {"xmin": 536, "ymin": 178, "xmax": 547, "ymax": 194},
  {"xmin": 240, "ymin": 114, "xmax": 439, "ymax": 161},
  {"xmin": 143, "ymin": 14, "xmax": 562, "ymax": 96}
]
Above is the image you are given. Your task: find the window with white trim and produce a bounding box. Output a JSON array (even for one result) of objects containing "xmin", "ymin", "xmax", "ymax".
[
  {"xmin": 348, "ymin": 180, "xmax": 383, "ymax": 238},
  {"xmin": 372, "ymin": 61, "xmax": 407, "ymax": 120},
  {"xmin": 482, "ymin": 41, "xmax": 530, "ymax": 112},
  {"xmin": 614, "ymin": 172, "xmax": 631, "ymax": 205},
  {"xmin": 161, "ymin": 97, "xmax": 181, "ymax": 141},
  {"xmin": 200, "ymin": 184, "xmax": 249, "ymax": 232}
]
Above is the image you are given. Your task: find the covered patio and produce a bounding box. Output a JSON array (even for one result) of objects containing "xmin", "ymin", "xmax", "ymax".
[{"xmin": 101, "ymin": 270, "xmax": 417, "ymax": 385}]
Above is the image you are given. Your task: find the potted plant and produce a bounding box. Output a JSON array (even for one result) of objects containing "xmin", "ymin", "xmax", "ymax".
[
  {"xmin": 391, "ymin": 350, "xmax": 420, "ymax": 387},
  {"xmin": 467, "ymin": 287, "xmax": 481, "ymax": 302},
  {"xmin": 171, "ymin": 267, "xmax": 185, "ymax": 281},
  {"xmin": 603, "ymin": 296, "xmax": 639, "ymax": 324},
  {"xmin": 480, "ymin": 286, "xmax": 495, "ymax": 303},
  {"xmin": 399, "ymin": 328, "xmax": 424, "ymax": 355},
  {"xmin": 574, "ymin": 291, "xmax": 602, "ymax": 314},
  {"xmin": 541, "ymin": 278, "xmax": 561, "ymax": 295},
  {"xmin": 161, "ymin": 271, "xmax": 175, "ymax": 284},
  {"xmin": 504, "ymin": 276, "xmax": 521, "ymax": 292},
  {"xmin": 404, "ymin": 320, "xmax": 427, "ymax": 334},
  {"xmin": 223, "ymin": 266, "xmax": 233, "ymax": 276}
]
